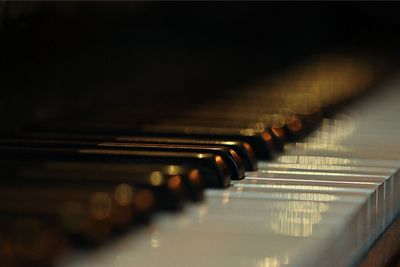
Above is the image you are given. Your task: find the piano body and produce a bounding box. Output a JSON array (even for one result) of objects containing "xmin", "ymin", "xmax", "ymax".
[{"xmin": 1, "ymin": 2, "xmax": 400, "ymax": 267}]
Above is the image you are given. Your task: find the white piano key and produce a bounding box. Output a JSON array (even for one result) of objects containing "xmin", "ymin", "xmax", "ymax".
[
  {"xmin": 255, "ymin": 163, "xmax": 400, "ymax": 227},
  {"xmin": 57, "ymin": 187, "xmax": 367, "ymax": 267},
  {"xmin": 58, "ymin": 73, "xmax": 400, "ymax": 267},
  {"xmin": 250, "ymin": 171, "xmax": 386, "ymax": 225},
  {"xmin": 57, "ymin": 168, "xmax": 373, "ymax": 267}
]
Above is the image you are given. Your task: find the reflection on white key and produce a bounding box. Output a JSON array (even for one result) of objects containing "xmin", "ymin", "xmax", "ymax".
[{"xmin": 58, "ymin": 73, "xmax": 400, "ymax": 267}]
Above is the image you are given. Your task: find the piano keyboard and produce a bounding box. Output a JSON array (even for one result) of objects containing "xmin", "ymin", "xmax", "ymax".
[
  {"xmin": 54, "ymin": 73, "xmax": 400, "ymax": 267},
  {"xmin": 0, "ymin": 54, "xmax": 398, "ymax": 267}
]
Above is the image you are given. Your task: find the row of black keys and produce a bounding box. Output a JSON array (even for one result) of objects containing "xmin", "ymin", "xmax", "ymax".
[{"xmin": 0, "ymin": 110, "xmax": 322, "ymax": 266}]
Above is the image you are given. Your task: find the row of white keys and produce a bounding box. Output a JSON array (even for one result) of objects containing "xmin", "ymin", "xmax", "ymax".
[
  {"xmin": 58, "ymin": 179, "xmax": 372, "ymax": 267},
  {"xmin": 279, "ymin": 75, "xmax": 400, "ymax": 264},
  {"xmin": 58, "ymin": 74, "xmax": 400, "ymax": 267}
]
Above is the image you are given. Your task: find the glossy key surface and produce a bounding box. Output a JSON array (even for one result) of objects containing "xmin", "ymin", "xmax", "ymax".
[{"xmin": 57, "ymin": 73, "xmax": 400, "ymax": 267}]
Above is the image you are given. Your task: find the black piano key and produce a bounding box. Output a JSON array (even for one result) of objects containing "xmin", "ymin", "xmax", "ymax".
[
  {"xmin": 75, "ymin": 163, "xmax": 204, "ymax": 202},
  {"xmin": 0, "ymin": 139, "xmax": 245, "ymax": 180},
  {"xmin": 0, "ymin": 161, "xmax": 191, "ymax": 212},
  {"xmin": 0, "ymin": 159, "xmax": 203, "ymax": 206},
  {"xmin": 98, "ymin": 142, "xmax": 245, "ymax": 180},
  {"xmin": 1, "ymin": 181, "xmax": 156, "ymax": 229},
  {"xmin": 0, "ymin": 146, "xmax": 232, "ymax": 188},
  {"xmin": 113, "ymin": 137, "xmax": 258, "ymax": 171},
  {"xmin": 138, "ymin": 124, "xmax": 275, "ymax": 159},
  {"xmin": 22, "ymin": 122, "xmax": 275, "ymax": 159},
  {"xmin": 80, "ymin": 163, "xmax": 206, "ymax": 202},
  {"xmin": 41, "ymin": 162, "xmax": 206, "ymax": 203},
  {"xmin": 17, "ymin": 133, "xmax": 258, "ymax": 171}
]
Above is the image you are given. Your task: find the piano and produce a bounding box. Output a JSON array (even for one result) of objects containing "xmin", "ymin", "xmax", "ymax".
[{"xmin": 1, "ymin": 2, "xmax": 400, "ymax": 267}]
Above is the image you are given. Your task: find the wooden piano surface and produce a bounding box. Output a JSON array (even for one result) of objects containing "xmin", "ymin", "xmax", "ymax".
[{"xmin": 360, "ymin": 216, "xmax": 400, "ymax": 267}]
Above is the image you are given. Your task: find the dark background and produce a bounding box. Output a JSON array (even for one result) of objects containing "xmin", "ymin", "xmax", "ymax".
[{"xmin": 1, "ymin": 2, "xmax": 400, "ymax": 132}]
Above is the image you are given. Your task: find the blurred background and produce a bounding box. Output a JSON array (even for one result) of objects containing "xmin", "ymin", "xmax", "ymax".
[{"xmin": 1, "ymin": 2, "xmax": 400, "ymax": 133}]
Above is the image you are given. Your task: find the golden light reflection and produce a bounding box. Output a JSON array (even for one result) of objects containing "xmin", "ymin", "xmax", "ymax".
[
  {"xmin": 257, "ymin": 256, "xmax": 280, "ymax": 267},
  {"xmin": 236, "ymin": 186, "xmax": 243, "ymax": 193},
  {"xmin": 165, "ymin": 165, "xmax": 180, "ymax": 175},
  {"xmin": 242, "ymin": 179, "xmax": 375, "ymax": 194},
  {"xmin": 270, "ymin": 191, "xmax": 338, "ymax": 202},
  {"xmin": 240, "ymin": 128, "xmax": 255, "ymax": 136},
  {"xmin": 313, "ymin": 117, "xmax": 356, "ymax": 143},
  {"xmin": 242, "ymin": 183, "xmax": 342, "ymax": 194},
  {"xmin": 291, "ymin": 142, "xmax": 352, "ymax": 153},
  {"xmin": 215, "ymin": 155, "xmax": 230, "ymax": 175},
  {"xmin": 188, "ymin": 169, "xmax": 203, "ymax": 186},
  {"xmin": 150, "ymin": 230, "xmax": 160, "ymax": 248},
  {"xmin": 278, "ymin": 155, "xmax": 352, "ymax": 165},
  {"xmin": 264, "ymin": 162, "xmax": 388, "ymax": 173},
  {"xmin": 229, "ymin": 149, "xmax": 243, "ymax": 166},
  {"xmin": 260, "ymin": 169, "xmax": 383, "ymax": 179},
  {"xmin": 222, "ymin": 191, "xmax": 230, "ymax": 205},
  {"xmin": 245, "ymin": 254, "xmax": 291, "ymax": 267},
  {"xmin": 251, "ymin": 122, "xmax": 266, "ymax": 131},
  {"xmin": 114, "ymin": 183, "xmax": 134, "ymax": 206},
  {"xmin": 149, "ymin": 171, "xmax": 163, "ymax": 186},
  {"xmin": 286, "ymin": 117, "xmax": 303, "ymax": 133},
  {"xmin": 167, "ymin": 175, "xmax": 182, "ymax": 190},
  {"xmin": 197, "ymin": 153, "xmax": 208, "ymax": 159},
  {"xmin": 262, "ymin": 131, "xmax": 273, "ymax": 142},
  {"xmin": 267, "ymin": 200, "xmax": 330, "ymax": 237},
  {"xmin": 271, "ymin": 126, "xmax": 286, "ymax": 139},
  {"xmin": 243, "ymin": 142, "xmax": 257, "ymax": 162}
]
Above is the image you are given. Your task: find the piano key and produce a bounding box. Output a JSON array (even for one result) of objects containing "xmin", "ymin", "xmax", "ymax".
[
  {"xmin": 0, "ymin": 161, "xmax": 204, "ymax": 207},
  {"xmin": 0, "ymin": 147, "xmax": 232, "ymax": 188},
  {"xmin": 56, "ymin": 179, "xmax": 373, "ymax": 267},
  {"xmin": 0, "ymin": 52, "xmax": 392, "ymax": 267},
  {"xmin": 24, "ymin": 123, "xmax": 276, "ymax": 159},
  {"xmin": 276, "ymin": 155, "xmax": 400, "ymax": 168},
  {"xmin": 112, "ymin": 137, "xmax": 258, "ymax": 171},
  {"xmin": 57, "ymin": 70, "xmax": 398, "ymax": 267},
  {"xmin": 0, "ymin": 138, "xmax": 245, "ymax": 180},
  {"xmin": 253, "ymin": 170, "xmax": 392, "ymax": 226},
  {"xmin": 138, "ymin": 124, "xmax": 276, "ymax": 159},
  {"xmin": 8, "ymin": 181, "xmax": 153, "ymax": 226},
  {"xmin": 233, "ymin": 177, "xmax": 379, "ymax": 241},
  {"xmin": 32, "ymin": 162, "xmax": 205, "ymax": 203},
  {"xmin": 17, "ymin": 134, "xmax": 258, "ymax": 171},
  {"xmin": 0, "ymin": 161, "xmax": 190, "ymax": 211},
  {"xmin": 99, "ymin": 142, "xmax": 245, "ymax": 180}
]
